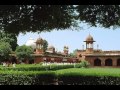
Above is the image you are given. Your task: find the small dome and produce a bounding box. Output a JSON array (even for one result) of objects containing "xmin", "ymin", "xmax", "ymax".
[
  {"xmin": 25, "ymin": 38, "xmax": 36, "ymax": 49},
  {"xmin": 66, "ymin": 46, "xmax": 69, "ymax": 49},
  {"xmin": 48, "ymin": 45, "xmax": 55, "ymax": 49},
  {"xmin": 86, "ymin": 34, "xmax": 94, "ymax": 41},
  {"xmin": 64, "ymin": 46, "xmax": 69, "ymax": 49},
  {"xmin": 64, "ymin": 46, "xmax": 67, "ymax": 48},
  {"xmin": 35, "ymin": 37, "xmax": 44, "ymax": 44}
]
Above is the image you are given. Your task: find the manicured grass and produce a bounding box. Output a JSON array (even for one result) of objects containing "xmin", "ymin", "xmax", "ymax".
[{"xmin": 56, "ymin": 68, "xmax": 120, "ymax": 77}]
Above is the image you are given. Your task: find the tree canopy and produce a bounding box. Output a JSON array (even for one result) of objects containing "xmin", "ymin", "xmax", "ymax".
[
  {"xmin": 0, "ymin": 41, "xmax": 12, "ymax": 61},
  {"xmin": 43, "ymin": 40, "xmax": 48, "ymax": 52},
  {"xmin": 15, "ymin": 45, "xmax": 34, "ymax": 62},
  {"xmin": 77, "ymin": 5, "xmax": 120, "ymax": 28},
  {"xmin": 0, "ymin": 31, "xmax": 18, "ymax": 51},
  {"xmin": 0, "ymin": 5, "xmax": 120, "ymax": 35},
  {"xmin": 0, "ymin": 5, "xmax": 74, "ymax": 35}
]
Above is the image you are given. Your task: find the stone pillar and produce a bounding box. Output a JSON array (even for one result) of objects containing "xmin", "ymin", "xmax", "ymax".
[
  {"xmin": 101, "ymin": 60, "xmax": 105, "ymax": 66},
  {"xmin": 113, "ymin": 59, "xmax": 117, "ymax": 66}
]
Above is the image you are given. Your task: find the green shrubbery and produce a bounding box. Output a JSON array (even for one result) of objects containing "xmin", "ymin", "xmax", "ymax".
[
  {"xmin": 1, "ymin": 64, "xmax": 120, "ymax": 85},
  {"xmin": 56, "ymin": 68, "xmax": 120, "ymax": 85},
  {"xmin": 0, "ymin": 71, "xmax": 56, "ymax": 85},
  {"xmin": 0, "ymin": 64, "xmax": 75, "ymax": 71},
  {"xmin": 57, "ymin": 76, "xmax": 120, "ymax": 85},
  {"xmin": 75, "ymin": 60, "xmax": 90, "ymax": 68}
]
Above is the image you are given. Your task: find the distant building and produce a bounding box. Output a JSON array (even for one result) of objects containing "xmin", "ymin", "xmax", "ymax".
[
  {"xmin": 23, "ymin": 36, "xmax": 78, "ymax": 64},
  {"xmin": 76, "ymin": 34, "xmax": 120, "ymax": 67},
  {"xmin": 25, "ymin": 38, "xmax": 36, "ymax": 49}
]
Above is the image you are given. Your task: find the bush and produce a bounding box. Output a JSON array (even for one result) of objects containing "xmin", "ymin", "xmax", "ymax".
[
  {"xmin": 0, "ymin": 64, "xmax": 75, "ymax": 71},
  {"xmin": 0, "ymin": 71, "xmax": 56, "ymax": 85},
  {"xmin": 57, "ymin": 75, "xmax": 120, "ymax": 85},
  {"xmin": 79, "ymin": 60, "xmax": 90, "ymax": 68}
]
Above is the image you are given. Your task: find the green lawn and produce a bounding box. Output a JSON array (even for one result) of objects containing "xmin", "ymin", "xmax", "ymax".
[{"xmin": 56, "ymin": 68, "xmax": 120, "ymax": 77}]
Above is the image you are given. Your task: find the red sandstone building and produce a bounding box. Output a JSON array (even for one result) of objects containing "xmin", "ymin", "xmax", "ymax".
[
  {"xmin": 76, "ymin": 34, "xmax": 120, "ymax": 67},
  {"xmin": 24, "ymin": 37, "xmax": 78, "ymax": 64}
]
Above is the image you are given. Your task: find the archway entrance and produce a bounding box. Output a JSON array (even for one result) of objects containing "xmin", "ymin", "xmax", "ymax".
[
  {"xmin": 117, "ymin": 59, "xmax": 120, "ymax": 66},
  {"xmin": 29, "ymin": 59, "xmax": 34, "ymax": 64},
  {"xmin": 105, "ymin": 59, "xmax": 112, "ymax": 66},
  {"xmin": 94, "ymin": 58, "xmax": 101, "ymax": 66}
]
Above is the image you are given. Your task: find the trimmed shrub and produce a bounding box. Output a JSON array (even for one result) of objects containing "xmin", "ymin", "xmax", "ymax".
[
  {"xmin": 0, "ymin": 64, "xmax": 75, "ymax": 71},
  {"xmin": 57, "ymin": 75, "xmax": 120, "ymax": 85},
  {"xmin": 0, "ymin": 71, "xmax": 56, "ymax": 85},
  {"xmin": 79, "ymin": 60, "xmax": 90, "ymax": 68}
]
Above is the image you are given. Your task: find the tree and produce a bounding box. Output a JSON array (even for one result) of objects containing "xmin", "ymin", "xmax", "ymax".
[
  {"xmin": 0, "ymin": 31, "xmax": 18, "ymax": 51},
  {"xmin": 15, "ymin": 45, "xmax": 34, "ymax": 62},
  {"xmin": 77, "ymin": 5, "xmax": 120, "ymax": 28},
  {"xmin": 43, "ymin": 40, "xmax": 48, "ymax": 52},
  {"xmin": 0, "ymin": 5, "xmax": 74, "ymax": 35},
  {"xmin": 69, "ymin": 49, "xmax": 78, "ymax": 57},
  {"xmin": 0, "ymin": 41, "xmax": 12, "ymax": 62},
  {"xmin": 0, "ymin": 5, "xmax": 120, "ymax": 35}
]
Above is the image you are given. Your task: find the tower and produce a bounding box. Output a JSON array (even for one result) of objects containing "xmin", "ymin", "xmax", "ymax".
[
  {"xmin": 35, "ymin": 37, "xmax": 44, "ymax": 54},
  {"xmin": 84, "ymin": 34, "xmax": 95, "ymax": 53},
  {"xmin": 64, "ymin": 46, "xmax": 69, "ymax": 55}
]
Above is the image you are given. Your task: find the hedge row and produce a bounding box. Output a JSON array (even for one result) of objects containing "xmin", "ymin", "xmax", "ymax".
[
  {"xmin": 1, "ymin": 72, "xmax": 120, "ymax": 85},
  {"xmin": 0, "ymin": 64, "xmax": 75, "ymax": 71},
  {"xmin": 0, "ymin": 71, "xmax": 56, "ymax": 85},
  {"xmin": 57, "ymin": 76, "xmax": 120, "ymax": 85},
  {"xmin": 56, "ymin": 68, "xmax": 120, "ymax": 85}
]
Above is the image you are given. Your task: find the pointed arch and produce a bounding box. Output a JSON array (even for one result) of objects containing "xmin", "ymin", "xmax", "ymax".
[
  {"xmin": 94, "ymin": 58, "xmax": 101, "ymax": 66},
  {"xmin": 117, "ymin": 59, "xmax": 120, "ymax": 66},
  {"xmin": 105, "ymin": 58, "xmax": 112, "ymax": 66}
]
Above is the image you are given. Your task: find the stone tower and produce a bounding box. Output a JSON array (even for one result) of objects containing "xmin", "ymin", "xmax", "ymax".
[
  {"xmin": 64, "ymin": 46, "xmax": 69, "ymax": 55},
  {"xmin": 84, "ymin": 34, "xmax": 95, "ymax": 53},
  {"xmin": 35, "ymin": 37, "xmax": 44, "ymax": 54}
]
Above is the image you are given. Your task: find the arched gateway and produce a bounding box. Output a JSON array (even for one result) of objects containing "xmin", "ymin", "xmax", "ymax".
[
  {"xmin": 94, "ymin": 58, "xmax": 101, "ymax": 66},
  {"xmin": 117, "ymin": 59, "xmax": 120, "ymax": 66},
  {"xmin": 105, "ymin": 58, "xmax": 112, "ymax": 66}
]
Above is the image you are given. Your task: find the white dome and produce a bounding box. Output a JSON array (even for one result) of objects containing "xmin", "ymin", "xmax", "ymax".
[
  {"xmin": 48, "ymin": 44, "xmax": 55, "ymax": 49},
  {"xmin": 25, "ymin": 38, "xmax": 36, "ymax": 49}
]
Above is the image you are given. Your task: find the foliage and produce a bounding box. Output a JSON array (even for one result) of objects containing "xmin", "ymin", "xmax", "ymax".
[
  {"xmin": 0, "ymin": 41, "xmax": 12, "ymax": 61},
  {"xmin": 78, "ymin": 60, "xmax": 90, "ymax": 68},
  {"xmin": 0, "ymin": 64, "xmax": 75, "ymax": 71},
  {"xmin": 77, "ymin": 5, "xmax": 120, "ymax": 28},
  {"xmin": 15, "ymin": 45, "xmax": 34, "ymax": 62},
  {"xmin": 69, "ymin": 49, "xmax": 78, "ymax": 57},
  {"xmin": 0, "ymin": 5, "xmax": 74, "ymax": 35},
  {"xmin": 0, "ymin": 71, "xmax": 55, "ymax": 85},
  {"xmin": 0, "ymin": 5, "xmax": 120, "ymax": 35},
  {"xmin": 0, "ymin": 68, "xmax": 120, "ymax": 85},
  {"xmin": 43, "ymin": 40, "xmax": 48, "ymax": 52},
  {"xmin": 0, "ymin": 31, "xmax": 18, "ymax": 51},
  {"xmin": 57, "ymin": 68, "xmax": 120, "ymax": 85}
]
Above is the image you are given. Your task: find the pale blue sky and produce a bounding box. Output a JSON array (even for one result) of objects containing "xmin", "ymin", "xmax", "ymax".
[{"xmin": 17, "ymin": 23, "xmax": 120, "ymax": 53}]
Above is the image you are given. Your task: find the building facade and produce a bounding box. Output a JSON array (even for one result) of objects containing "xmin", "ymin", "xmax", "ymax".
[
  {"xmin": 24, "ymin": 37, "xmax": 78, "ymax": 64},
  {"xmin": 76, "ymin": 34, "xmax": 120, "ymax": 67}
]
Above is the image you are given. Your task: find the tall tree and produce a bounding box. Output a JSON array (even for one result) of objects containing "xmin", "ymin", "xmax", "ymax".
[
  {"xmin": 15, "ymin": 45, "xmax": 34, "ymax": 62},
  {"xmin": 0, "ymin": 41, "xmax": 12, "ymax": 62},
  {"xmin": 69, "ymin": 49, "xmax": 78, "ymax": 57},
  {"xmin": 43, "ymin": 40, "xmax": 48, "ymax": 52},
  {"xmin": 0, "ymin": 31, "xmax": 18, "ymax": 51}
]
